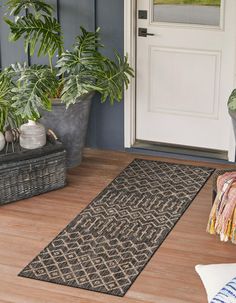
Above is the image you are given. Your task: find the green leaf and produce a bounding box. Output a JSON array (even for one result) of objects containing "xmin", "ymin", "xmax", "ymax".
[
  {"xmin": 10, "ymin": 65, "xmax": 58, "ymax": 120},
  {"xmin": 4, "ymin": 13, "xmax": 63, "ymax": 57},
  {"xmin": 228, "ymin": 89, "xmax": 236, "ymax": 111},
  {"xmin": 56, "ymin": 27, "xmax": 103, "ymax": 76},
  {"xmin": 60, "ymin": 75, "xmax": 89, "ymax": 107},
  {"xmin": 0, "ymin": 72, "xmax": 24, "ymax": 131},
  {"xmin": 95, "ymin": 53, "xmax": 134, "ymax": 104},
  {"xmin": 5, "ymin": 0, "xmax": 53, "ymax": 17}
]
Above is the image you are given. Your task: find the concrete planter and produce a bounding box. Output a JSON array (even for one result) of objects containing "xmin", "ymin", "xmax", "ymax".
[{"xmin": 40, "ymin": 93, "xmax": 94, "ymax": 168}]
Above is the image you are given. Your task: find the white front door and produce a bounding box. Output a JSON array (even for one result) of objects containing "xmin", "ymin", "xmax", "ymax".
[{"xmin": 136, "ymin": 0, "xmax": 236, "ymax": 158}]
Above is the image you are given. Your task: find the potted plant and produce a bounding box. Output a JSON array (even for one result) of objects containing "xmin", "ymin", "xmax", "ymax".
[{"xmin": 1, "ymin": 0, "xmax": 133, "ymax": 167}]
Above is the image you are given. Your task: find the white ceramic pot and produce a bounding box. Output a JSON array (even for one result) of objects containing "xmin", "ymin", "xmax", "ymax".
[
  {"xmin": 0, "ymin": 132, "xmax": 5, "ymax": 151},
  {"xmin": 20, "ymin": 120, "xmax": 46, "ymax": 149}
]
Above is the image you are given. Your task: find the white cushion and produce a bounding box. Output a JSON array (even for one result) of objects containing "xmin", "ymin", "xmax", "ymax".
[{"xmin": 195, "ymin": 263, "xmax": 236, "ymax": 302}]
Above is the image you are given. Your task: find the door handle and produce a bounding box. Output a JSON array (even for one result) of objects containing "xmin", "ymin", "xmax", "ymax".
[{"xmin": 138, "ymin": 28, "xmax": 155, "ymax": 37}]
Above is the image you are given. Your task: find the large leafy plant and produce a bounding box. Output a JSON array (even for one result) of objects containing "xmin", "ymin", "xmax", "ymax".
[
  {"xmin": 57, "ymin": 28, "xmax": 133, "ymax": 106},
  {"xmin": 0, "ymin": 0, "xmax": 133, "ymax": 124}
]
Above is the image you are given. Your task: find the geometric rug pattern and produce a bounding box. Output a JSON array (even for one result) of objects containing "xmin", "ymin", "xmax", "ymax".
[{"xmin": 19, "ymin": 159, "xmax": 214, "ymax": 296}]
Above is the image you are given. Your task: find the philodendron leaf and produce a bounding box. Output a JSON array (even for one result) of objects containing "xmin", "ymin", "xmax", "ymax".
[
  {"xmin": 11, "ymin": 87, "xmax": 45, "ymax": 120},
  {"xmin": 94, "ymin": 53, "xmax": 134, "ymax": 105},
  {"xmin": 4, "ymin": 13, "xmax": 63, "ymax": 57},
  {"xmin": 10, "ymin": 65, "xmax": 58, "ymax": 120},
  {"xmin": 228, "ymin": 89, "xmax": 236, "ymax": 111},
  {"xmin": 5, "ymin": 0, "xmax": 53, "ymax": 17},
  {"xmin": 0, "ymin": 72, "xmax": 23, "ymax": 131}
]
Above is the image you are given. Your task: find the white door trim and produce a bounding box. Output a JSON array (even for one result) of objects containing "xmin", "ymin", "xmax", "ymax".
[
  {"xmin": 124, "ymin": 0, "xmax": 136, "ymax": 148},
  {"xmin": 124, "ymin": 0, "xmax": 236, "ymax": 161}
]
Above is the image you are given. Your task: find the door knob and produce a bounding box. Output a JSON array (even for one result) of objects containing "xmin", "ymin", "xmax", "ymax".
[{"xmin": 138, "ymin": 28, "xmax": 155, "ymax": 37}]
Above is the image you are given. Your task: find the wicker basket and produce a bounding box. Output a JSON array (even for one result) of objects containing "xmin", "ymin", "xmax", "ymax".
[{"xmin": 0, "ymin": 142, "xmax": 66, "ymax": 206}]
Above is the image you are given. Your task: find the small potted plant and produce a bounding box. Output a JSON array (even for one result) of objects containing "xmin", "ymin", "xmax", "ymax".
[{"xmin": 1, "ymin": 0, "xmax": 133, "ymax": 167}]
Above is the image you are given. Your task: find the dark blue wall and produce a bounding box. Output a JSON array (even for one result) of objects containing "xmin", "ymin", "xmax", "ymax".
[
  {"xmin": 0, "ymin": 0, "xmax": 125, "ymax": 150},
  {"xmin": 87, "ymin": 0, "xmax": 124, "ymax": 150}
]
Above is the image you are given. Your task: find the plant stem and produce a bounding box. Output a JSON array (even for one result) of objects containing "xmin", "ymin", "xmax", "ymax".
[{"xmin": 49, "ymin": 54, "xmax": 53, "ymax": 73}]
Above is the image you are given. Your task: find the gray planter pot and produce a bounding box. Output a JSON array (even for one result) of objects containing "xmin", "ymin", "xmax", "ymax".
[
  {"xmin": 40, "ymin": 93, "xmax": 94, "ymax": 168},
  {"xmin": 229, "ymin": 109, "xmax": 236, "ymax": 142}
]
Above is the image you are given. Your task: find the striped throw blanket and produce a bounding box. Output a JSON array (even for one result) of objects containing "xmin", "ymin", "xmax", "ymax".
[
  {"xmin": 211, "ymin": 276, "xmax": 236, "ymax": 303},
  {"xmin": 207, "ymin": 172, "xmax": 236, "ymax": 244}
]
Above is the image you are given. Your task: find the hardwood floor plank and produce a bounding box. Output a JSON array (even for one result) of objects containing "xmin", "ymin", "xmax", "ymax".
[{"xmin": 0, "ymin": 265, "xmax": 144, "ymax": 303}]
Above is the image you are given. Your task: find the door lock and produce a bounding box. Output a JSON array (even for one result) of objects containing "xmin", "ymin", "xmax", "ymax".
[
  {"xmin": 138, "ymin": 28, "xmax": 155, "ymax": 37},
  {"xmin": 138, "ymin": 10, "xmax": 148, "ymax": 19}
]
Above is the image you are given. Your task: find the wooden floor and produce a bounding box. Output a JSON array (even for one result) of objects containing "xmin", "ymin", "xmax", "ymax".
[{"xmin": 0, "ymin": 148, "xmax": 236, "ymax": 303}]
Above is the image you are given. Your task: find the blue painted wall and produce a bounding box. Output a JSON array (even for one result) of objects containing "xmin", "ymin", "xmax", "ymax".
[
  {"xmin": 86, "ymin": 0, "xmax": 124, "ymax": 150},
  {"xmin": 0, "ymin": 0, "xmax": 125, "ymax": 150}
]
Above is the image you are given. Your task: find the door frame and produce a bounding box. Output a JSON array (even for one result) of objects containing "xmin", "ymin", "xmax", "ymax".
[
  {"xmin": 124, "ymin": 0, "xmax": 236, "ymax": 161},
  {"xmin": 124, "ymin": 0, "xmax": 136, "ymax": 148}
]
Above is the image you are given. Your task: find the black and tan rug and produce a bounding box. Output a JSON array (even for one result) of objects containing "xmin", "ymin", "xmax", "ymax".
[{"xmin": 19, "ymin": 159, "xmax": 214, "ymax": 296}]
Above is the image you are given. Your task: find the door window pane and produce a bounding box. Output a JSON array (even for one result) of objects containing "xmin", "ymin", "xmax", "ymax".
[{"xmin": 153, "ymin": 0, "xmax": 221, "ymax": 26}]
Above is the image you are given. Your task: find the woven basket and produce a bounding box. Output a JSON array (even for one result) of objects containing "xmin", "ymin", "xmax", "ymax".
[{"xmin": 0, "ymin": 142, "xmax": 66, "ymax": 206}]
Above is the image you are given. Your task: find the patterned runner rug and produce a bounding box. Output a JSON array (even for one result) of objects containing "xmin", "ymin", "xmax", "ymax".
[{"xmin": 19, "ymin": 159, "xmax": 214, "ymax": 296}]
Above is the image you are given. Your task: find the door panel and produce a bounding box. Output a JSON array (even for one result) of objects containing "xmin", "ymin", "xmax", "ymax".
[
  {"xmin": 149, "ymin": 48, "xmax": 220, "ymax": 118},
  {"xmin": 136, "ymin": 0, "xmax": 236, "ymax": 155}
]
